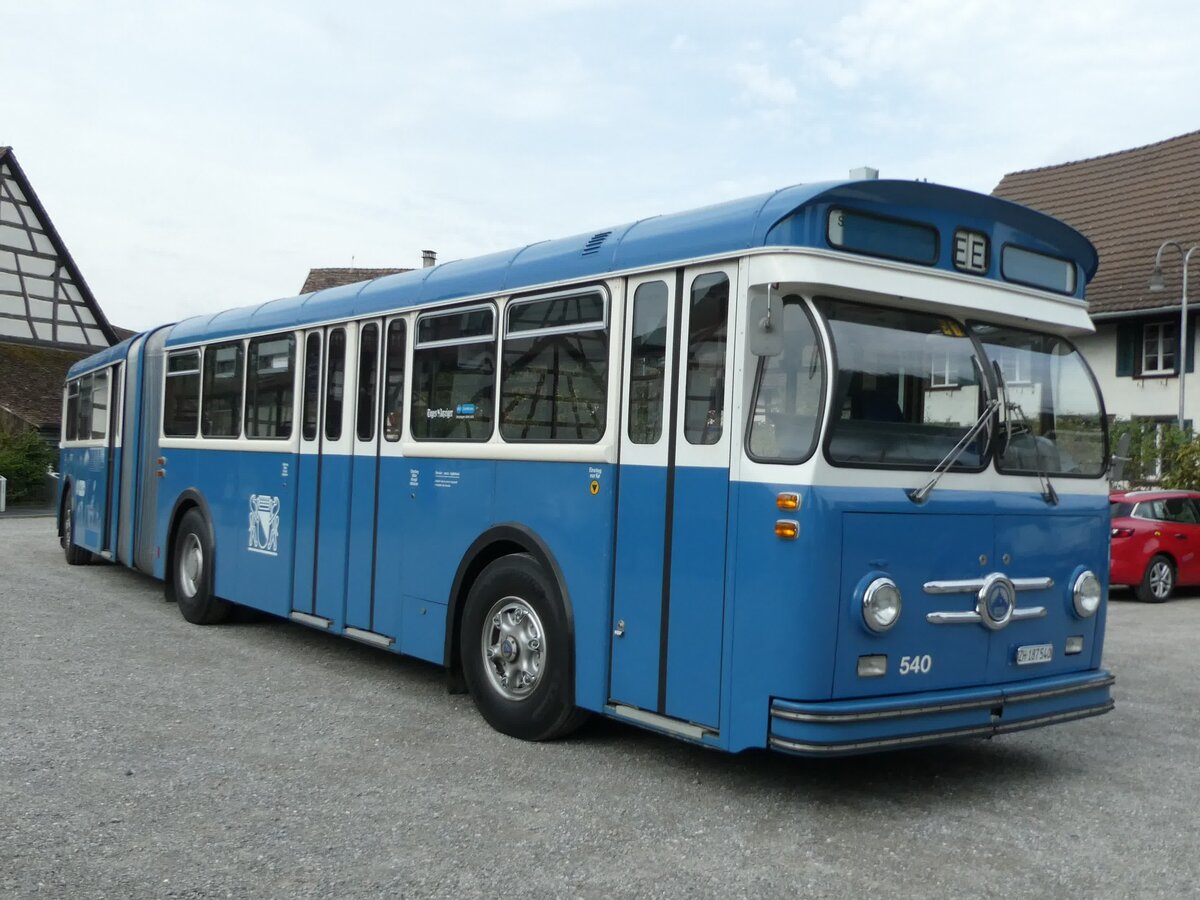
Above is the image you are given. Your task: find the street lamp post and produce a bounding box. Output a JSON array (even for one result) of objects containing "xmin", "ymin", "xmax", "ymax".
[{"xmin": 1149, "ymin": 241, "xmax": 1200, "ymax": 429}]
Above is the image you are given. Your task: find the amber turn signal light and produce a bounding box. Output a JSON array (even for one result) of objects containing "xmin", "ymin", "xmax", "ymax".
[
  {"xmin": 775, "ymin": 520, "xmax": 799, "ymax": 540},
  {"xmin": 776, "ymin": 492, "xmax": 800, "ymax": 511}
]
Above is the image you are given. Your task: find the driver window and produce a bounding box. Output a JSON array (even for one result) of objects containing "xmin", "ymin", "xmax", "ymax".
[{"xmin": 747, "ymin": 297, "xmax": 825, "ymax": 462}]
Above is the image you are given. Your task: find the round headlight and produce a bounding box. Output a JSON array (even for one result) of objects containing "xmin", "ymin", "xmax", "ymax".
[
  {"xmin": 863, "ymin": 577, "xmax": 902, "ymax": 633},
  {"xmin": 1073, "ymin": 570, "xmax": 1102, "ymax": 618}
]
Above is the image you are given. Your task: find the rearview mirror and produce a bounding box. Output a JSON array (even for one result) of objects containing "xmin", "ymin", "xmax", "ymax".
[{"xmin": 749, "ymin": 291, "xmax": 784, "ymax": 358}]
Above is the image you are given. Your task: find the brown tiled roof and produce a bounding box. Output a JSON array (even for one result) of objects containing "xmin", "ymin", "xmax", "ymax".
[
  {"xmin": 993, "ymin": 130, "xmax": 1200, "ymax": 317},
  {"xmin": 0, "ymin": 342, "xmax": 87, "ymax": 430},
  {"xmin": 300, "ymin": 267, "xmax": 411, "ymax": 294}
]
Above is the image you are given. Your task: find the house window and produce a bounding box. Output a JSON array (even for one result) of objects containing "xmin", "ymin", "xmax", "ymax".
[
  {"xmin": 930, "ymin": 353, "xmax": 958, "ymax": 389},
  {"xmin": 1142, "ymin": 322, "xmax": 1177, "ymax": 375},
  {"xmin": 994, "ymin": 344, "xmax": 1032, "ymax": 384}
]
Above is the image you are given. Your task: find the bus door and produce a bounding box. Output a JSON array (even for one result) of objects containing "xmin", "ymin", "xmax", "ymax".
[
  {"xmin": 610, "ymin": 265, "xmax": 737, "ymax": 730},
  {"xmin": 370, "ymin": 317, "xmax": 408, "ymax": 642},
  {"xmin": 344, "ymin": 318, "xmax": 395, "ymax": 647},
  {"xmin": 291, "ymin": 323, "xmax": 356, "ymax": 629},
  {"xmin": 117, "ymin": 336, "xmax": 146, "ymax": 567},
  {"xmin": 101, "ymin": 362, "xmax": 123, "ymax": 556},
  {"xmin": 134, "ymin": 327, "xmax": 167, "ymax": 574}
]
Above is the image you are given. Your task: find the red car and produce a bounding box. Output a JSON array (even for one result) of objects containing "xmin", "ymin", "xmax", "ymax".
[{"xmin": 1110, "ymin": 489, "xmax": 1200, "ymax": 602}]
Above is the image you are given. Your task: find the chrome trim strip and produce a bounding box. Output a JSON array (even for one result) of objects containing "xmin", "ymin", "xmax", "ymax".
[
  {"xmin": 344, "ymin": 626, "xmax": 395, "ymax": 649},
  {"xmin": 994, "ymin": 701, "xmax": 1114, "ymax": 735},
  {"xmin": 770, "ymin": 723, "xmax": 996, "ymax": 754},
  {"xmin": 924, "ymin": 576, "xmax": 1054, "ymax": 594},
  {"xmin": 1002, "ymin": 674, "xmax": 1115, "ymax": 704},
  {"xmin": 607, "ymin": 704, "xmax": 712, "ymax": 741},
  {"xmin": 769, "ymin": 673, "xmax": 1115, "ymax": 724},
  {"xmin": 927, "ymin": 610, "xmax": 983, "ymax": 624},
  {"xmin": 773, "ymin": 695, "xmax": 998, "ymax": 723},
  {"xmin": 927, "ymin": 604, "xmax": 1047, "ymax": 625},
  {"xmin": 289, "ymin": 611, "xmax": 332, "ymax": 630},
  {"xmin": 768, "ymin": 701, "xmax": 1114, "ymax": 755}
]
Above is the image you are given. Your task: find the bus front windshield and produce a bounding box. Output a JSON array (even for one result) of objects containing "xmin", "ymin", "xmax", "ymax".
[
  {"xmin": 821, "ymin": 299, "xmax": 988, "ymax": 470},
  {"xmin": 815, "ymin": 299, "xmax": 1106, "ymax": 477},
  {"xmin": 970, "ymin": 322, "xmax": 1106, "ymax": 477}
]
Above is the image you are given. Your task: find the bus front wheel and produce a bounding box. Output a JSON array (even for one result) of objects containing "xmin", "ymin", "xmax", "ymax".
[
  {"xmin": 461, "ymin": 554, "xmax": 586, "ymax": 741},
  {"xmin": 172, "ymin": 509, "xmax": 232, "ymax": 625},
  {"xmin": 61, "ymin": 496, "xmax": 90, "ymax": 566}
]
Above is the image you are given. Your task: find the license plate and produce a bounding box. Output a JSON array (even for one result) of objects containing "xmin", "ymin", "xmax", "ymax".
[{"xmin": 1016, "ymin": 643, "xmax": 1054, "ymax": 665}]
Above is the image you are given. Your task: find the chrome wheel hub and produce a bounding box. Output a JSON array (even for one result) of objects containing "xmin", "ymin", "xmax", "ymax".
[
  {"xmin": 1150, "ymin": 562, "xmax": 1172, "ymax": 599},
  {"xmin": 482, "ymin": 596, "xmax": 545, "ymax": 701},
  {"xmin": 180, "ymin": 533, "xmax": 203, "ymax": 599}
]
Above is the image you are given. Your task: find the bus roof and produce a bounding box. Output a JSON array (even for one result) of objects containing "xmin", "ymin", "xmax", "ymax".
[
  {"xmin": 65, "ymin": 334, "xmax": 137, "ymax": 379},
  {"xmin": 68, "ymin": 178, "xmax": 1100, "ymax": 372}
]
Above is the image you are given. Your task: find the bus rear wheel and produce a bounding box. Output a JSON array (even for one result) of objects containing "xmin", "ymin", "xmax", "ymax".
[
  {"xmin": 61, "ymin": 496, "xmax": 90, "ymax": 566},
  {"xmin": 461, "ymin": 554, "xmax": 587, "ymax": 741},
  {"xmin": 172, "ymin": 509, "xmax": 232, "ymax": 624}
]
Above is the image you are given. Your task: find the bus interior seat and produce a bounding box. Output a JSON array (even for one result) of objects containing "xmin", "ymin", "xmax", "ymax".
[{"xmin": 850, "ymin": 388, "xmax": 904, "ymax": 423}]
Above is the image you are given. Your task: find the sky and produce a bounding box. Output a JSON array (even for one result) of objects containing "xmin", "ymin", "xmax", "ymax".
[{"xmin": 5, "ymin": 0, "xmax": 1200, "ymax": 332}]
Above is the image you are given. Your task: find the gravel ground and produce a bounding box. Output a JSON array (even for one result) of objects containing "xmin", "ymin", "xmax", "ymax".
[{"xmin": 2, "ymin": 515, "xmax": 1198, "ymax": 899}]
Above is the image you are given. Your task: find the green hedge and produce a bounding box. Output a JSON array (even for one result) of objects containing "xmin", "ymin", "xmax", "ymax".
[
  {"xmin": 1109, "ymin": 420, "xmax": 1200, "ymax": 490},
  {"xmin": 0, "ymin": 429, "xmax": 56, "ymax": 503}
]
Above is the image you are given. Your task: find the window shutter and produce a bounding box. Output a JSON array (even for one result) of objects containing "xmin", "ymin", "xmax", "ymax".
[{"xmin": 1116, "ymin": 322, "xmax": 1136, "ymax": 377}]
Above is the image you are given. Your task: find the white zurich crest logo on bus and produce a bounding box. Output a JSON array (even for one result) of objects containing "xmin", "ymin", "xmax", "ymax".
[{"xmin": 248, "ymin": 494, "xmax": 281, "ymax": 556}]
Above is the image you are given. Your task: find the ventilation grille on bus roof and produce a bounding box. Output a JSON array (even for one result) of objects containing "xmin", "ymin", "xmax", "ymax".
[{"xmin": 582, "ymin": 231, "xmax": 612, "ymax": 256}]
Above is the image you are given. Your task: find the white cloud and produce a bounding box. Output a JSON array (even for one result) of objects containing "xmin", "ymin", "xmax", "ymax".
[{"xmin": 730, "ymin": 62, "xmax": 798, "ymax": 106}]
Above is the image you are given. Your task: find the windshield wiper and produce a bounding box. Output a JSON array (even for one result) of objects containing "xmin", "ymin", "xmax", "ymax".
[
  {"xmin": 992, "ymin": 361, "xmax": 1058, "ymax": 506},
  {"xmin": 1006, "ymin": 399, "xmax": 1059, "ymax": 506},
  {"xmin": 908, "ymin": 396, "xmax": 999, "ymax": 505}
]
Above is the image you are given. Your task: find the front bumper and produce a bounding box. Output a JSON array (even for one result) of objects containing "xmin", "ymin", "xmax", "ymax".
[{"xmin": 769, "ymin": 670, "xmax": 1114, "ymax": 756}]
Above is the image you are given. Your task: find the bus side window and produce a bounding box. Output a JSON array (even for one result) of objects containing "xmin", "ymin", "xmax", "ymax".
[
  {"xmin": 302, "ymin": 333, "xmax": 321, "ymax": 441},
  {"xmin": 201, "ymin": 341, "xmax": 245, "ymax": 438},
  {"xmin": 501, "ymin": 290, "xmax": 607, "ymax": 443},
  {"xmin": 164, "ymin": 350, "xmax": 201, "ymax": 437},
  {"xmin": 629, "ymin": 281, "xmax": 668, "ymax": 445},
  {"xmin": 65, "ymin": 379, "xmax": 79, "ymax": 442},
  {"xmin": 411, "ymin": 307, "xmax": 496, "ymax": 442},
  {"xmin": 90, "ymin": 368, "xmax": 109, "ymax": 440},
  {"xmin": 325, "ymin": 328, "xmax": 347, "ymax": 442},
  {"xmin": 684, "ymin": 273, "xmax": 729, "ymax": 445},
  {"xmin": 76, "ymin": 373, "xmax": 93, "ymax": 442},
  {"xmin": 383, "ymin": 320, "xmax": 406, "ymax": 442},
  {"xmin": 356, "ymin": 324, "xmax": 380, "ymax": 442},
  {"xmin": 245, "ymin": 334, "xmax": 295, "ymax": 439}
]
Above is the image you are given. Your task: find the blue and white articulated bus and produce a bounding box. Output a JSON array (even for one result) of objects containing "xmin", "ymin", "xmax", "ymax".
[{"xmin": 58, "ymin": 177, "xmax": 1114, "ymax": 756}]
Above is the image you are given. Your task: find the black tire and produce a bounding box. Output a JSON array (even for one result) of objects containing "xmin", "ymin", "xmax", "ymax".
[
  {"xmin": 1136, "ymin": 554, "xmax": 1174, "ymax": 603},
  {"xmin": 460, "ymin": 554, "xmax": 588, "ymax": 741},
  {"xmin": 61, "ymin": 494, "xmax": 91, "ymax": 566},
  {"xmin": 171, "ymin": 508, "xmax": 232, "ymax": 624}
]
